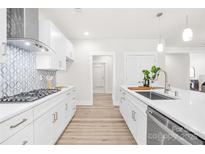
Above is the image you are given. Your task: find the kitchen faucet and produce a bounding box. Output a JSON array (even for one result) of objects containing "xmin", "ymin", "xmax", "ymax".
[{"xmin": 156, "ymin": 69, "xmax": 170, "ymax": 94}]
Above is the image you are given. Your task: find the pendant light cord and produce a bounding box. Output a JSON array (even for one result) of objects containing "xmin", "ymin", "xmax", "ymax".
[{"xmin": 186, "ymin": 14, "xmax": 189, "ymax": 27}]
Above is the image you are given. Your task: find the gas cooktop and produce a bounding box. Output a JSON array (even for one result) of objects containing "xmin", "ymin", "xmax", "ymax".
[{"xmin": 0, "ymin": 89, "xmax": 61, "ymax": 103}]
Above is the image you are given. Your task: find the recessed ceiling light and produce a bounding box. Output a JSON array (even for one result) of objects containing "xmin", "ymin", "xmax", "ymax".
[
  {"xmin": 83, "ymin": 31, "xmax": 90, "ymax": 36},
  {"xmin": 25, "ymin": 42, "xmax": 31, "ymax": 46}
]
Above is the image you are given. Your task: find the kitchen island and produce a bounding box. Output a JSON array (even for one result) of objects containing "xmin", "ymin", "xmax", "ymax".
[{"xmin": 120, "ymin": 85, "xmax": 205, "ymax": 144}]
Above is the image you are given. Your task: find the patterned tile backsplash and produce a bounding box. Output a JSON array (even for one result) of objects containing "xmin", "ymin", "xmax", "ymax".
[{"xmin": 0, "ymin": 46, "xmax": 56, "ymax": 97}]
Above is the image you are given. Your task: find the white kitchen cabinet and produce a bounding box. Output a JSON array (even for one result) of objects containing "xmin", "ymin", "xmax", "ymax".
[
  {"xmin": 64, "ymin": 38, "xmax": 75, "ymax": 61},
  {"xmin": 0, "ymin": 8, "xmax": 7, "ymax": 63},
  {"xmin": 34, "ymin": 108, "xmax": 54, "ymax": 145},
  {"xmin": 119, "ymin": 89, "xmax": 129, "ymax": 122},
  {"xmin": 0, "ymin": 109, "xmax": 33, "ymax": 144},
  {"xmin": 1, "ymin": 123, "xmax": 33, "ymax": 145},
  {"xmin": 119, "ymin": 88, "xmax": 147, "ymax": 145},
  {"xmin": 126, "ymin": 95, "xmax": 147, "ymax": 145},
  {"xmin": 52, "ymin": 101, "xmax": 67, "ymax": 143},
  {"xmin": 37, "ymin": 20, "xmax": 66, "ymax": 70},
  {"xmin": 64, "ymin": 89, "xmax": 77, "ymax": 126},
  {"xmin": 34, "ymin": 100, "xmax": 66, "ymax": 145},
  {"xmin": 34, "ymin": 88, "xmax": 77, "ymax": 145}
]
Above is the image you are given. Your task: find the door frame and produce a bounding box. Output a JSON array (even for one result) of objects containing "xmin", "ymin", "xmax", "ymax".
[
  {"xmin": 90, "ymin": 51, "xmax": 116, "ymax": 106},
  {"xmin": 93, "ymin": 62, "xmax": 106, "ymax": 93}
]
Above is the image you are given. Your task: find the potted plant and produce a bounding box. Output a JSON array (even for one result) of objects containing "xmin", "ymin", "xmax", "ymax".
[
  {"xmin": 142, "ymin": 69, "xmax": 151, "ymax": 87},
  {"xmin": 142, "ymin": 65, "xmax": 160, "ymax": 87}
]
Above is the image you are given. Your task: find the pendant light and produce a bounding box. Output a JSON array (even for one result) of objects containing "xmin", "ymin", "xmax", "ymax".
[
  {"xmin": 156, "ymin": 12, "xmax": 164, "ymax": 52},
  {"xmin": 182, "ymin": 14, "xmax": 193, "ymax": 42}
]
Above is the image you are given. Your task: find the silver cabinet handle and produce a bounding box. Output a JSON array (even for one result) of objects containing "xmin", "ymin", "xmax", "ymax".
[
  {"xmin": 73, "ymin": 97, "xmax": 76, "ymax": 100},
  {"xmin": 55, "ymin": 112, "xmax": 58, "ymax": 121},
  {"xmin": 52, "ymin": 113, "xmax": 56, "ymax": 123},
  {"xmin": 2, "ymin": 42, "xmax": 7, "ymax": 56},
  {"xmin": 22, "ymin": 140, "xmax": 28, "ymax": 145},
  {"xmin": 72, "ymin": 89, "xmax": 76, "ymax": 92},
  {"xmin": 66, "ymin": 93, "xmax": 71, "ymax": 96},
  {"xmin": 10, "ymin": 118, "xmax": 27, "ymax": 129},
  {"xmin": 65, "ymin": 104, "xmax": 68, "ymax": 111},
  {"xmin": 132, "ymin": 111, "xmax": 136, "ymax": 121}
]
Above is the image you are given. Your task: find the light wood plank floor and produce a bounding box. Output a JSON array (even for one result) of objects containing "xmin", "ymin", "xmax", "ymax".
[{"xmin": 57, "ymin": 93, "xmax": 136, "ymax": 145}]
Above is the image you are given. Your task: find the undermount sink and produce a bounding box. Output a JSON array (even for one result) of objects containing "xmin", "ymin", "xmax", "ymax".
[{"xmin": 135, "ymin": 91, "xmax": 175, "ymax": 100}]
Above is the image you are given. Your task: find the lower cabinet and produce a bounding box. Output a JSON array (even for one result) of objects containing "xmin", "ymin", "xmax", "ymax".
[
  {"xmin": 34, "ymin": 107, "xmax": 54, "ymax": 144},
  {"xmin": 0, "ymin": 87, "xmax": 77, "ymax": 145},
  {"xmin": 119, "ymin": 88, "xmax": 147, "ymax": 145},
  {"xmin": 1, "ymin": 123, "xmax": 33, "ymax": 145},
  {"xmin": 34, "ymin": 88, "xmax": 77, "ymax": 145},
  {"xmin": 127, "ymin": 96, "xmax": 147, "ymax": 144}
]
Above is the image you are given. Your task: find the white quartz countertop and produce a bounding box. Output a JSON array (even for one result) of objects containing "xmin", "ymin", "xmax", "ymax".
[
  {"xmin": 121, "ymin": 85, "xmax": 205, "ymax": 140},
  {"xmin": 0, "ymin": 86, "xmax": 75, "ymax": 123}
]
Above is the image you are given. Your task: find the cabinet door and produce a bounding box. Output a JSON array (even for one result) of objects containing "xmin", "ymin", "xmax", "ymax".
[
  {"xmin": 34, "ymin": 109, "xmax": 54, "ymax": 145},
  {"xmin": 38, "ymin": 20, "xmax": 65, "ymax": 70},
  {"xmin": 119, "ymin": 90, "xmax": 129, "ymax": 122},
  {"xmin": 65, "ymin": 38, "xmax": 74, "ymax": 60},
  {"xmin": 52, "ymin": 102, "xmax": 66, "ymax": 142},
  {"xmin": 0, "ymin": 8, "xmax": 7, "ymax": 63},
  {"xmin": 127, "ymin": 96, "xmax": 147, "ymax": 145},
  {"xmin": 1, "ymin": 124, "xmax": 33, "ymax": 145}
]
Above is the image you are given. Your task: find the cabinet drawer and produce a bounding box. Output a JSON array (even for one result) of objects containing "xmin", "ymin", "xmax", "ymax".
[
  {"xmin": 34, "ymin": 94, "xmax": 66, "ymax": 120},
  {"xmin": 0, "ymin": 109, "xmax": 33, "ymax": 143},
  {"xmin": 1, "ymin": 123, "xmax": 33, "ymax": 145}
]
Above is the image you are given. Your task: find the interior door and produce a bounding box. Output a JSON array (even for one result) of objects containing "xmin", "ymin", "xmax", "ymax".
[
  {"xmin": 93, "ymin": 63, "xmax": 105, "ymax": 93},
  {"xmin": 125, "ymin": 54, "xmax": 156, "ymax": 85}
]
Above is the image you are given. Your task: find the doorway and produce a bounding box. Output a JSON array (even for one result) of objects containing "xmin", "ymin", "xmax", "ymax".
[{"xmin": 92, "ymin": 55, "xmax": 114, "ymax": 106}]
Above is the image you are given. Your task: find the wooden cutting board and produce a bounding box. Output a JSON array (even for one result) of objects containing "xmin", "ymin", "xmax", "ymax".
[{"xmin": 128, "ymin": 86, "xmax": 161, "ymax": 90}]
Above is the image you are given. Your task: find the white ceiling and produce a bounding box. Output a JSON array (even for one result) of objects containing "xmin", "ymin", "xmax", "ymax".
[{"xmin": 39, "ymin": 8, "xmax": 205, "ymax": 47}]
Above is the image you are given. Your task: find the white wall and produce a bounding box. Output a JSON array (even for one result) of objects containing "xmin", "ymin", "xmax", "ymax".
[
  {"xmin": 56, "ymin": 38, "xmax": 165, "ymax": 105},
  {"xmin": 93, "ymin": 56, "xmax": 113, "ymax": 93},
  {"xmin": 190, "ymin": 53, "xmax": 205, "ymax": 79},
  {"xmin": 165, "ymin": 53, "xmax": 190, "ymax": 90}
]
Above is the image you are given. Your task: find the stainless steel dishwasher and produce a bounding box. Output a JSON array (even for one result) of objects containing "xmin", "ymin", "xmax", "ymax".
[{"xmin": 146, "ymin": 106, "xmax": 205, "ymax": 145}]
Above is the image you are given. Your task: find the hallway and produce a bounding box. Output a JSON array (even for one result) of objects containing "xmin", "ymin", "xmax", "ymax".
[{"xmin": 57, "ymin": 93, "xmax": 136, "ymax": 145}]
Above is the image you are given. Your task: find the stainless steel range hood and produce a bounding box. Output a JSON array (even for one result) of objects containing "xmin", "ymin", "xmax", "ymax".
[{"xmin": 7, "ymin": 8, "xmax": 52, "ymax": 52}]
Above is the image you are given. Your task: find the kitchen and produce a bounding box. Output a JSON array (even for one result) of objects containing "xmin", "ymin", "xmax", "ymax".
[{"xmin": 1, "ymin": 7, "xmax": 205, "ymax": 147}]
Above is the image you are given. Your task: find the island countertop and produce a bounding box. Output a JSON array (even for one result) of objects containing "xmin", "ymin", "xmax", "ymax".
[{"xmin": 121, "ymin": 85, "xmax": 205, "ymax": 140}]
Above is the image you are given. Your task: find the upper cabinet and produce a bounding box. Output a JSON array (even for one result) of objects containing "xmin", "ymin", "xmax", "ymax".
[
  {"xmin": 0, "ymin": 9, "xmax": 7, "ymax": 63},
  {"xmin": 64, "ymin": 37, "xmax": 75, "ymax": 61},
  {"xmin": 37, "ymin": 20, "xmax": 74, "ymax": 71}
]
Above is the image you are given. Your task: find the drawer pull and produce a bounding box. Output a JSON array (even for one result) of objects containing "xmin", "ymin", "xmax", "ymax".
[
  {"xmin": 72, "ymin": 97, "xmax": 76, "ymax": 100},
  {"xmin": 22, "ymin": 140, "xmax": 28, "ymax": 145},
  {"xmin": 52, "ymin": 113, "xmax": 56, "ymax": 123},
  {"xmin": 10, "ymin": 118, "xmax": 27, "ymax": 129},
  {"xmin": 66, "ymin": 93, "xmax": 71, "ymax": 96},
  {"xmin": 55, "ymin": 112, "xmax": 58, "ymax": 121},
  {"xmin": 132, "ymin": 111, "xmax": 136, "ymax": 121}
]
